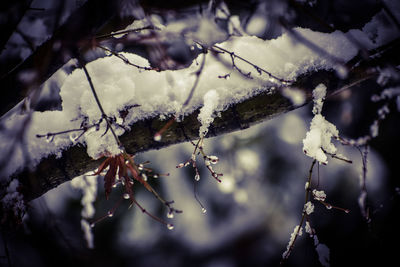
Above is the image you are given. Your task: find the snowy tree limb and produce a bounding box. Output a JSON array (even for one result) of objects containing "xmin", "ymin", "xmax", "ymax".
[{"xmin": 9, "ymin": 36, "xmax": 400, "ymax": 202}]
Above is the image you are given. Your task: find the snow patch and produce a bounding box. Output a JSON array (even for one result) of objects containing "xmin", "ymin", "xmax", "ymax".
[
  {"xmin": 198, "ymin": 90, "xmax": 220, "ymax": 138},
  {"xmin": 303, "ymin": 84, "xmax": 339, "ymax": 164}
]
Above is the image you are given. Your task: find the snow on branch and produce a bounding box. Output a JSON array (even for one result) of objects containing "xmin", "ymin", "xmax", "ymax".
[
  {"xmin": 1, "ymin": 6, "xmax": 400, "ymax": 203},
  {"xmin": 302, "ymin": 84, "xmax": 339, "ymax": 164},
  {"xmin": 0, "ymin": 28, "xmax": 378, "ymax": 177}
]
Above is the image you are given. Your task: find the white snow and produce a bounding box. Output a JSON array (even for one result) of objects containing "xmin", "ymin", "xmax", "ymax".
[
  {"xmin": 303, "ymin": 84, "xmax": 339, "ymax": 164},
  {"xmin": 282, "ymin": 225, "xmax": 303, "ymax": 258},
  {"xmin": 1, "ymin": 7, "xmax": 399, "ymax": 180},
  {"xmin": 312, "ymin": 189, "xmax": 327, "ymax": 202},
  {"xmin": 198, "ymin": 90, "xmax": 220, "ymax": 137},
  {"xmin": 302, "ymin": 114, "xmax": 339, "ymax": 164},
  {"xmin": 305, "ymin": 221, "xmax": 313, "ymax": 235},
  {"xmin": 304, "ymin": 201, "xmax": 314, "ymax": 215},
  {"xmin": 312, "ymin": 84, "xmax": 327, "ymax": 115}
]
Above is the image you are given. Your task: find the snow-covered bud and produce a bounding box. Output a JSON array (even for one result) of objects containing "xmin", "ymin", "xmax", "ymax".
[
  {"xmin": 207, "ymin": 155, "xmax": 219, "ymax": 164},
  {"xmin": 312, "ymin": 189, "xmax": 326, "ymax": 201}
]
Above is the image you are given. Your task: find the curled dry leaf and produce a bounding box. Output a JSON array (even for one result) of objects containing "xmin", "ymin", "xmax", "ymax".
[{"xmin": 93, "ymin": 154, "xmax": 153, "ymax": 200}]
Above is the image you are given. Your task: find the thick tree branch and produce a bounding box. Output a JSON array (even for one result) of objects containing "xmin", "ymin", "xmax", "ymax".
[{"xmin": 6, "ymin": 36, "xmax": 400, "ymax": 202}]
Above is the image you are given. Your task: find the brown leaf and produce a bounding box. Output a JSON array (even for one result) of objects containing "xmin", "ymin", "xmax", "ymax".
[{"xmin": 92, "ymin": 157, "xmax": 112, "ymax": 176}]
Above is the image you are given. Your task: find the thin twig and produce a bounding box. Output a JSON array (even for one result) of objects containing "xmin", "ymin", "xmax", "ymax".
[
  {"xmin": 97, "ymin": 45, "xmax": 156, "ymax": 71},
  {"xmin": 123, "ymin": 153, "xmax": 182, "ymax": 215},
  {"xmin": 281, "ymin": 159, "xmax": 316, "ymax": 264},
  {"xmin": 80, "ymin": 59, "xmax": 182, "ymax": 217},
  {"xmin": 154, "ymin": 50, "xmax": 207, "ymax": 140},
  {"xmin": 95, "ymin": 25, "xmax": 160, "ymax": 40},
  {"xmin": 36, "ymin": 127, "xmax": 89, "ymax": 139},
  {"xmin": 183, "ymin": 52, "xmax": 207, "ymax": 107},
  {"xmin": 80, "ymin": 59, "xmax": 121, "ymax": 147},
  {"xmin": 193, "ymin": 181, "xmax": 206, "ymax": 212},
  {"xmin": 210, "ymin": 43, "xmax": 293, "ymax": 84}
]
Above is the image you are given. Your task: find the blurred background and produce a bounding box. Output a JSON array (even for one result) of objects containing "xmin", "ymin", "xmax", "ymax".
[{"xmin": 1, "ymin": 0, "xmax": 400, "ymax": 266}]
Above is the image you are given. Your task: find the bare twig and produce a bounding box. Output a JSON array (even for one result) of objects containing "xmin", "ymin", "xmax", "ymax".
[
  {"xmin": 154, "ymin": 50, "xmax": 207, "ymax": 140},
  {"xmin": 210, "ymin": 43, "xmax": 293, "ymax": 84},
  {"xmin": 97, "ymin": 45, "xmax": 156, "ymax": 71},
  {"xmin": 183, "ymin": 52, "xmax": 207, "ymax": 107},
  {"xmin": 281, "ymin": 159, "xmax": 316, "ymax": 264},
  {"xmin": 80, "ymin": 57, "xmax": 182, "ymax": 224},
  {"xmin": 80, "ymin": 60, "xmax": 121, "ymax": 147},
  {"xmin": 279, "ymin": 17, "xmax": 347, "ymax": 69},
  {"xmin": 95, "ymin": 25, "xmax": 160, "ymax": 41}
]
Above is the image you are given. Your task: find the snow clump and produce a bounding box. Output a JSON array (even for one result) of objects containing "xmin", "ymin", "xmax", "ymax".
[{"xmin": 302, "ymin": 84, "xmax": 339, "ymax": 164}]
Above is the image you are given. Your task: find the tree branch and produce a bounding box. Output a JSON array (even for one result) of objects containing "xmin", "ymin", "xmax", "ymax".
[{"xmin": 7, "ymin": 36, "xmax": 400, "ymax": 202}]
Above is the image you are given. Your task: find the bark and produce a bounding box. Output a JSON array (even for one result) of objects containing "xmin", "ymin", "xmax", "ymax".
[{"xmin": 8, "ymin": 36, "xmax": 400, "ymax": 201}]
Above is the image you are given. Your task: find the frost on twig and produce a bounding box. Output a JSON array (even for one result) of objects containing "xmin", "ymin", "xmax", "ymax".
[
  {"xmin": 282, "ymin": 225, "xmax": 303, "ymax": 259},
  {"xmin": 304, "ymin": 201, "xmax": 314, "ymax": 215}
]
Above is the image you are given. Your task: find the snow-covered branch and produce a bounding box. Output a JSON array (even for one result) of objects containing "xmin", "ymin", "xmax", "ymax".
[{"xmin": 8, "ymin": 36, "xmax": 399, "ymax": 202}]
